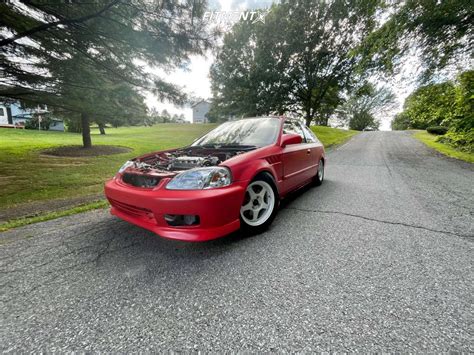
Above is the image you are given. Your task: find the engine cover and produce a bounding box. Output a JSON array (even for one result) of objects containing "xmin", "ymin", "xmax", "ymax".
[{"xmin": 168, "ymin": 156, "xmax": 219, "ymax": 171}]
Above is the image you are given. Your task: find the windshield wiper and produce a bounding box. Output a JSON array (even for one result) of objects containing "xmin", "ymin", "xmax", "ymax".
[{"xmin": 217, "ymin": 144, "xmax": 257, "ymax": 149}]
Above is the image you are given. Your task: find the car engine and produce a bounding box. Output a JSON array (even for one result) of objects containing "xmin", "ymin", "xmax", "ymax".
[
  {"xmin": 167, "ymin": 156, "xmax": 220, "ymax": 171},
  {"xmin": 130, "ymin": 148, "xmax": 246, "ymax": 173},
  {"xmin": 120, "ymin": 148, "xmax": 250, "ymax": 188}
]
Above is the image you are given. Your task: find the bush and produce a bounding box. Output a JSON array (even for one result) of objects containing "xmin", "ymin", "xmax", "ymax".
[
  {"xmin": 437, "ymin": 131, "xmax": 474, "ymax": 153},
  {"xmin": 427, "ymin": 126, "xmax": 448, "ymax": 135},
  {"xmin": 25, "ymin": 115, "xmax": 52, "ymax": 130},
  {"xmin": 64, "ymin": 117, "xmax": 82, "ymax": 132}
]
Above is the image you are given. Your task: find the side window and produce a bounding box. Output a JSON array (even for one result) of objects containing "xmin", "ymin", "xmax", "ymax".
[
  {"xmin": 301, "ymin": 125, "xmax": 319, "ymax": 143},
  {"xmin": 0, "ymin": 108, "xmax": 4, "ymax": 117},
  {"xmin": 283, "ymin": 121, "xmax": 305, "ymax": 142}
]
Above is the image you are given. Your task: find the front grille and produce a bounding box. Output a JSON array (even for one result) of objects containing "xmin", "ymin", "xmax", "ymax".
[
  {"xmin": 109, "ymin": 198, "xmax": 153, "ymax": 219},
  {"xmin": 122, "ymin": 173, "xmax": 160, "ymax": 188}
]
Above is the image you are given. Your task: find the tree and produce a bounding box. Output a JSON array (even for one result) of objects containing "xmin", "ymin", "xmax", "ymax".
[
  {"xmin": 444, "ymin": 70, "xmax": 474, "ymax": 133},
  {"xmin": 1, "ymin": 1, "xmax": 213, "ymax": 147},
  {"xmin": 210, "ymin": 0, "xmax": 383, "ymax": 126},
  {"xmin": 364, "ymin": 0, "xmax": 473, "ymax": 80},
  {"xmin": 210, "ymin": 21, "xmax": 263, "ymax": 119},
  {"xmin": 145, "ymin": 107, "xmax": 161, "ymax": 126},
  {"xmin": 395, "ymin": 70, "xmax": 473, "ymax": 151},
  {"xmin": 337, "ymin": 83, "xmax": 396, "ymax": 131},
  {"xmin": 161, "ymin": 109, "xmax": 171, "ymax": 123},
  {"xmin": 403, "ymin": 82, "xmax": 456, "ymax": 129},
  {"xmin": 391, "ymin": 112, "xmax": 411, "ymax": 130},
  {"xmin": 349, "ymin": 111, "xmax": 379, "ymax": 131}
]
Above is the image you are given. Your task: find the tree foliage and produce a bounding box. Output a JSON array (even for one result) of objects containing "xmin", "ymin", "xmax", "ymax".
[
  {"xmin": 337, "ymin": 82, "xmax": 395, "ymax": 131},
  {"xmin": 393, "ymin": 70, "xmax": 473, "ymax": 152},
  {"xmin": 391, "ymin": 112, "xmax": 411, "ymax": 130},
  {"xmin": 210, "ymin": 0, "xmax": 383, "ymax": 126},
  {"xmin": 0, "ymin": 0, "xmax": 213, "ymax": 147},
  {"xmin": 364, "ymin": 0, "xmax": 473, "ymax": 80},
  {"xmin": 402, "ymin": 82, "xmax": 456, "ymax": 129}
]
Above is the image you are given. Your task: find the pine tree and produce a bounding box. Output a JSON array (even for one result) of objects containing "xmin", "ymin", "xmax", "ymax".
[{"xmin": 1, "ymin": 1, "xmax": 213, "ymax": 147}]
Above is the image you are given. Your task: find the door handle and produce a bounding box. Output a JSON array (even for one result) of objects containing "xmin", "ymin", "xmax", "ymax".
[{"xmin": 306, "ymin": 149, "xmax": 311, "ymax": 154}]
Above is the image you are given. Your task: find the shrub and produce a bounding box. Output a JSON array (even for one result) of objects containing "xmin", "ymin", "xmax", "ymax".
[
  {"xmin": 437, "ymin": 131, "xmax": 474, "ymax": 153},
  {"xmin": 24, "ymin": 115, "xmax": 52, "ymax": 130},
  {"xmin": 64, "ymin": 117, "xmax": 82, "ymax": 132},
  {"xmin": 427, "ymin": 126, "xmax": 448, "ymax": 135}
]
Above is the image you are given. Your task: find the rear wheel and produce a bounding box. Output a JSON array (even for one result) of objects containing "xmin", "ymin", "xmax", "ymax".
[
  {"xmin": 313, "ymin": 159, "xmax": 324, "ymax": 186},
  {"xmin": 240, "ymin": 175, "xmax": 278, "ymax": 233}
]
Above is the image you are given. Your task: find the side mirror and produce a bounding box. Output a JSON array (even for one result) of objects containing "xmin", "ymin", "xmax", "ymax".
[{"xmin": 281, "ymin": 133, "xmax": 302, "ymax": 147}]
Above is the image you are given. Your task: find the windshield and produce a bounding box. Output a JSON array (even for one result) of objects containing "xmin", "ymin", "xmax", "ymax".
[{"xmin": 192, "ymin": 118, "xmax": 280, "ymax": 148}]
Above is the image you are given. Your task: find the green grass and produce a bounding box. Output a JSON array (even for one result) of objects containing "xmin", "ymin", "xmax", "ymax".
[
  {"xmin": 413, "ymin": 131, "xmax": 474, "ymax": 163},
  {"xmin": 311, "ymin": 125, "xmax": 358, "ymax": 148},
  {"xmin": 0, "ymin": 124, "xmax": 216, "ymax": 210},
  {"xmin": 0, "ymin": 200, "xmax": 109, "ymax": 232},
  {"xmin": 0, "ymin": 123, "xmax": 356, "ymax": 213}
]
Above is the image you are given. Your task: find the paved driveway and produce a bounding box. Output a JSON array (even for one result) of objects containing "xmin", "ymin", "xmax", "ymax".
[{"xmin": 1, "ymin": 131, "xmax": 472, "ymax": 352}]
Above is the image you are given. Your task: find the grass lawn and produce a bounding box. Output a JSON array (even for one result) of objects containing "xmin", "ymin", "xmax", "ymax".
[
  {"xmin": 413, "ymin": 131, "xmax": 474, "ymax": 164},
  {"xmin": 0, "ymin": 124, "xmax": 216, "ymax": 210},
  {"xmin": 311, "ymin": 125, "xmax": 358, "ymax": 148},
  {"xmin": 0, "ymin": 124, "xmax": 356, "ymax": 211}
]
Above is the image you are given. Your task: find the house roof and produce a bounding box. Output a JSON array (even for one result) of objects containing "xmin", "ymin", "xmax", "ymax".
[{"xmin": 191, "ymin": 100, "xmax": 210, "ymax": 108}]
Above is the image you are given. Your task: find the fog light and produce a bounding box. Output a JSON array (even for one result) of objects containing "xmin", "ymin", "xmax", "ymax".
[
  {"xmin": 184, "ymin": 215, "xmax": 197, "ymax": 225},
  {"xmin": 164, "ymin": 214, "xmax": 200, "ymax": 227}
]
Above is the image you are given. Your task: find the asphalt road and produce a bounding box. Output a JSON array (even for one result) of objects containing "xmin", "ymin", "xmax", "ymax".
[{"xmin": 1, "ymin": 131, "xmax": 472, "ymax": 352}]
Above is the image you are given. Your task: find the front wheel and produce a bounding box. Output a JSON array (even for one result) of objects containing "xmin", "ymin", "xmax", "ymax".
[
  {"xmin": 240, "ymin": 175, "xmax": 279, "ymax": 233},
  {"xmin": 313, "ymin": 159, "xmax": 324, "ymax": 186}
]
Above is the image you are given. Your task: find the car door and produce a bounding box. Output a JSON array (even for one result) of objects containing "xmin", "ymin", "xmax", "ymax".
[
  {"xmin": 281, "ymin": 121, "xmax": 312, "ymax": 193},
  {"xmin": 300, "ymin": 123, "xmax": 322, "ymax": 176}
]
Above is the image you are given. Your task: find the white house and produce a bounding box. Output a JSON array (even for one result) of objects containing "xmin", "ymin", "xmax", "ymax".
[
  {"xmin": 0, "ymin": 104, "xmax": 12, "ymax": 125},
  {"xmin": 0, "ymin": 102, "xmax": 64, "ymax": 131},
  {"xmin": 191, "ymin": 100, "xmax": 211, "ymax": 123}
]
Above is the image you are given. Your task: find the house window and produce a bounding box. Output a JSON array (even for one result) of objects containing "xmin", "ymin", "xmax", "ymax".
[{"xmin": 0, "ymin": 108, "xmax": 4, "ymax": 116}]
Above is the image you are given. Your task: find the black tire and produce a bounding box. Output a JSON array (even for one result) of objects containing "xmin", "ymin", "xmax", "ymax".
[
  {"xmin": 239, "ymin": 173, "xmax": 279, "ymax": 234},
  {"xmin": 313, "ymin": 159, "xmax": 324, "ymax": 186}
]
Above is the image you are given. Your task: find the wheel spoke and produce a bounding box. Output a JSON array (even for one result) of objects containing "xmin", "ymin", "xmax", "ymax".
[
  {"xmin": 251, "ymin": 209, "xmax": 259, "ymax": 221},
  {"xmin": 248, "ymin": 187, "xmax": 257, "ymax": 199},
  {"xmin": 241, "ymin": 202, "xmax": 252, "ymax": 212}
]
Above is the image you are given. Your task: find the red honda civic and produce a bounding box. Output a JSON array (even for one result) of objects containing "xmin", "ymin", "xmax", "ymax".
[{"xmin": 104, "ymin": 117, "xmax": 325, "ymax": 241}]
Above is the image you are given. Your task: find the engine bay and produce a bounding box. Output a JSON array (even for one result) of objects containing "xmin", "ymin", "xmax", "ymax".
[
  {"xmin": 120, "ymin": 147, "xmax": 250, "ymax": 188},
  {"xmin": 135, "ymin": 148, "xmax": 245, "ymax": 172}
]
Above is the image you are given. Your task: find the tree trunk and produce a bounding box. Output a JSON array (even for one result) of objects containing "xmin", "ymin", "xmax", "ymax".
[
  {"xmin": 305, "ymin": 110, "xmax": 313, "ymax": 127},
  {"xmin": 98, "ymin": 123, "xmax": 106, "ymax": 135},
  {"xmin": 81, "ymin": 112, "xmax": 92, "ymax": 148},
  {"xmin": 319, "ymin": 115, "xmax": 329, "ymax": 126}
]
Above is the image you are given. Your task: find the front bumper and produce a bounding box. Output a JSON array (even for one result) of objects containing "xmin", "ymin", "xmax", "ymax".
[{"xmin": 104, "ymin": 177, "xmax": 247, "ymax": 241}]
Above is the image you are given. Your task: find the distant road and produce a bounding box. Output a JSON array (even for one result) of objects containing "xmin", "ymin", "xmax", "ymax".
[{"xmin": 1, "ymin": 131, "xmax": 472, "ymax": 352}]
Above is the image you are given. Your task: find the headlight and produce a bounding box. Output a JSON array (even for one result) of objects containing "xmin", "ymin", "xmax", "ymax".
[
  {"xmin": 118, "ymin": 161, "xmax": 134, "ymax": 173},
  {"xmin": 166, "ymin": 167, "xmax": 232, "ymax": 190}
]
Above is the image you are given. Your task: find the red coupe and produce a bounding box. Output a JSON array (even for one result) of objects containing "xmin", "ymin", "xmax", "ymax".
[{"xmin": 104, "ymin": 117, "xmax": 325, "ymax": 241}]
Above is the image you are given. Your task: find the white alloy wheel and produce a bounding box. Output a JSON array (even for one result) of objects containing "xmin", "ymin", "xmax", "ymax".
[
  {"xmin": 240, "ymin": 180, "xmax": 276, "ymax": 227},
  {"xmin": 318, "ymin": 160, "xmax": 324, "ymax": 181}
]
